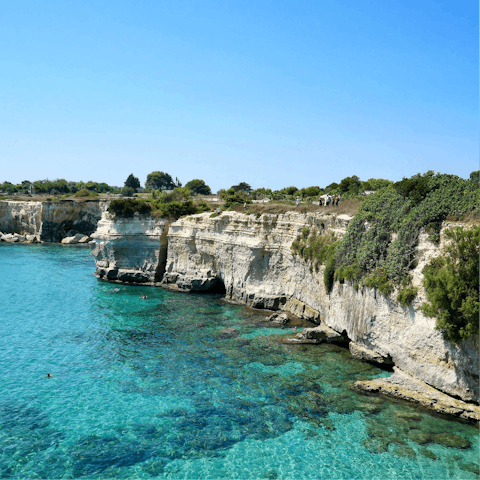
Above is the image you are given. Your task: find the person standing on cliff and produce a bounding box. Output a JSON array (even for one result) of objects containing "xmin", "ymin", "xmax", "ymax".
[{"xmin": 296, "ymin": 197, "xmax": 301, "ymax": 207}]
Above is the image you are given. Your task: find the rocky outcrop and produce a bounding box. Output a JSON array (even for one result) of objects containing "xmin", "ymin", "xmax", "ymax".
[
  {"xmin": 0, "ymin": 201, "xmax": 42, "ymax": 235},
  {"xmin": 38, "ymin": 200, "xmax": 104, "ymax": 242},
  {"xmin": 291, "ymin": 324, "xmax": 348, "ymax": 344},
  {"xmin": 89, "ymin": 211, "xmax": 169, "ymax": 283},
  {"xmin": 349, "ymin": 342, "xmax": 393, "ymax": 365},
  {"xmin": 353, "ymin": 367, "xmax": 480, "ymax": 423},
  {"xmin": 61, "ymin": 233, "xmax": 91, "ymax": 244},
  {"xmin": 161, "ymin": 212, "xmax": 479, "ymax": 404},
  {"xmin": 0, "ymin": 200, "xmax": 104, "ymax": 242}
]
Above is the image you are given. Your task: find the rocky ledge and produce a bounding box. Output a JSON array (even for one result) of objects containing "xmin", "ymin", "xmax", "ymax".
[
  {"xmin": 0, "ymin": 232, "xmax": 40, "ymax": 244},
  {"xmin": 353, "ymin": 367, "xmax": 480, "ymax": 423}
]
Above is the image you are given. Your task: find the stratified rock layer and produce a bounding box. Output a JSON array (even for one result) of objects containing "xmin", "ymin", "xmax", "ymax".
[
  {"xmin": 0, "ymin": 200, "xmax": 104, "ymax": 242},
  {"xmin": 353, "ymin": 367, "xmax": 480, "ymax": 423},
  {"xmin": 163, "ymin": 212, "xmax": 478, "ymax": 404},
  {"xmin": 90, "ymin": 212, "xmax": 169, "ymax": 283}
]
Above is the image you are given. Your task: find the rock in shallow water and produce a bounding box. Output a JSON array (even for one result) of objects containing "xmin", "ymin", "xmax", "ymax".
[{"xmin": 266, "ymin": 313, "xmax": 289, "ymax": 325}]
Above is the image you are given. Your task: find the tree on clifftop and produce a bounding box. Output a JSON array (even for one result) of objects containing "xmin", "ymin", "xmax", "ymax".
[
  {"xmin": 124, "ymin": 174, "xmax": 140, "ymax": 190},
  {"xmin": 231, "ymin": 182, "xmax": 252, "ymax": 194},
  {"xmin": 469, "ymin": 170, "xmax": 479, "ymax": 183},
  {"xmin": 185, "ymin": 179, "xmax": 212, "ymax": 195},
  {"xmin": 145, "ymin": 171, "xmax": 179, "ymax": 191}
]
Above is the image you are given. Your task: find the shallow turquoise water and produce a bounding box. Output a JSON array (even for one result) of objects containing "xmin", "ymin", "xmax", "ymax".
[{"xmin": 0, "ymin": 243, "xmax": 478, "ymax": 479}]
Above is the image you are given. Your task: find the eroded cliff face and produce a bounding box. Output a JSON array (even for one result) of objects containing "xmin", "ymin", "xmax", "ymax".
[
  {"xmin": 0, "ymin": 201, "xmax": 43, "ymax": 234},
  {"xmin": 39, "ymin": 200, "xmax": 105, "ymax": 242},
  {"xmin": 0, "ymin": 200, "xmax": 105, "ymax": 242},
  {"xmin": 162, "ymin": 212, "xmax": 478, "ymax": 404},
  {"xmin": 90, "ymin": 211, "xmax": 169, "ymax": 283}
]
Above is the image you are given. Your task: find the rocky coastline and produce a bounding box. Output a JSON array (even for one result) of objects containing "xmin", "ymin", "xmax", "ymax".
[
  {"xmin": 0, "ymin": 199, "xmax": 104, "ymax": 243},
  {"xmin": 1, "ymin": 201, "xmax": 478, "ymax": 421}
]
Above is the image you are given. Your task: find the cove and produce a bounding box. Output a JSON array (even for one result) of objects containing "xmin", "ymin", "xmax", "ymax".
[{"xmin": 0, "ymin": 243, "xmax": 478, "ymax": 479}]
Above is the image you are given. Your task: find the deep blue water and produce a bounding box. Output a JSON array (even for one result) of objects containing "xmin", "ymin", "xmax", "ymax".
[{"xmin": 0, "ymin": 243, "xmax": 478, "ymax": 479}]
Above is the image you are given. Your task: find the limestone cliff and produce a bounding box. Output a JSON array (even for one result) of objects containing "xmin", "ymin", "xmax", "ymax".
[
  {"xmin": 0, "ymin": 200, "xmax": 105, "ymax": 242},
  {"xmin": 0, "ymin": 201, "xmax": 42, "ymax": 235},
  {"xmin": 90, "ymin": 211, "xmax": 169, "ymax": 283},
  {"xmin": 162, "ymin": 212, "xmax": 478, "ymax": 404}
]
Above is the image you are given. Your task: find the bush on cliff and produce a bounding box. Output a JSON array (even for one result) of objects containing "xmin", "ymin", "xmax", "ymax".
[
  {"xmin": 121, "ymin": 186, "xmax": 135, "ymax": 197},
  {"xmin": 149, "ymin": 187, "xmax": 210, "ymax": 219},
  {"xmin": 108, "ymin": 199, "xmax": 152, "ymax": 217},
  {"xmin": 421, "ymin": 226, "xmax": 479, "ymax": 342},
  {"xmin": 152, "ymin": 199, "xmax": 210, "ymax": 219},
  {"xmin": 290, "ymin": 171, "xmax": 479, "ymax": 337},
  {"xmin": 334, "ymin": 172, "xmax": 479, "ymax": 291},
  {"xmin": 74, "ymin": 188, "xmax": 97, "ymax": 197},
  {"xmin": 223, "ymin": 191, "xmax": 252, "ymax": 210}
]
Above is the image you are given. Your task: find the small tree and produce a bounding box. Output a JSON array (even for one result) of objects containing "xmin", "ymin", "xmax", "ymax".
[
  {"xmin": 421, "ymin": 226, "xmax": 479, "ymax": 342},
  {"xmin": 231, "ymin": 182, "xmax": 252, "ymax": 194},
  {"xmin": 325, "ymin": 182, "xmax": 339, "ymax": 193},
  {"xmin": 338, "ymin": 175, "xmax": 362, "ymax": 195},
  {"xmin": 185, "ymin": 179, "xmax": 212, "ymax": 195},
  {"xmin": 121, "ymin": 186, "xmax": 135, "ymax": 197},
  {"xmin": 300, "ymin": 186, "xmax": 321, "ymax": 197},
  {"xmin": 125, "ymin": 174, "xmax": 140, "ymax": 190},
  {"xmin": 145, "ymin": 171, "xmax": 177, "ymax": 191},
  {"xmin": 469, "ymin": 170, "xmax": 480, "ymax": 183}
]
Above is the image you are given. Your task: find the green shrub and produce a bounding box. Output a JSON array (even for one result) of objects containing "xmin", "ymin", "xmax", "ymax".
[
  {"xmin": 121, "ymin": 186, "xmax": 135, "ymax": 197},
  {"xmin": 335, "ymin": 263, "xmax": 362, "ymax": 284},
  {"xmin": 74, "ymin": 188, "xmax": 95, "ymax": 197},
  {"xmin": 108, "ymin": 199, "xmax": 152, "ymax": 217},
  {"xmin": 152, "ymin": 199, "xmax": 207, "ymax": 220},
  {"xmin": 362, "ymin": 267, "xmax": 394, "ymax": 297},
  {"xmin": 223, "ymin": 191, "xmax": 252, "ymax": 210},
  {"xmin": 333, "ymin": 173, "xmax": 478, "ymax": 299},
  {"xmin": 397, "ymin": 285, "xmax": 419, "ymax": 306},
  {"xmin": 421, "ymin": 226, "xmax": 479, "ymax": 342},
  {"xmin": 324, "ymin": 256, "xmax": 336, "ymax": 293},
  {"xmin": 291, "ymin": 228, "xmax": 339, "ymax": 291}
]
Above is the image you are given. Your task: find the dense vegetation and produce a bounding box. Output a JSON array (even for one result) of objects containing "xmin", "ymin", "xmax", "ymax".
[
  {"xmin": 249, "ymin": 176, "xmax": 393, "ymax": 202},
  {"xmin": 0, "ymin": 179, "xmax": 117, "ymax": 195},
  {"xmin": 108, "ymin": 198, "xmax": 152, "ymax": 217},
  {"xmin": 185, "ymin": 179, "xmax": 212, "ymax": 195},
  {"xmin": 421, "ymin": 226, "xmax": 479, "ymax": 342},
  {"xmin": 145, "ymin": 171, "xmax": 180, "ymax": 191},
  {"xmin": 108, "ymin": 187, "xmax": 210, "ymax": 220},
  {"xmin": 291, "ymin": 171, "xmax": 479, "ymax": 342}
]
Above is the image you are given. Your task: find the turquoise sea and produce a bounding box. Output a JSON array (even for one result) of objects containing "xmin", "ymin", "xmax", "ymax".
[{"xmin": 0, "ymin": 244, "xmax": 478, "ymax": 479}]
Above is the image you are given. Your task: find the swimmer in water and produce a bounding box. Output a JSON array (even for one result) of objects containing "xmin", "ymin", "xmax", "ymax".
[{"xmin": 46, "ymin": 373, "xmax": 53, "ymax": 378}]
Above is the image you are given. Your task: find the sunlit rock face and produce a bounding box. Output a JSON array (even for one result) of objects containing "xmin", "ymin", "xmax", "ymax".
[
  {"xmin": 90, "ymin": 210, "xmax": 169, "ymax": 284},
  {"xmin": 0, "ymin": 200, "xmax": 104, "ymax": 242},
  {"xmin": 38, "ymin": 200, "xmax": 104, "ymax": 242},
  {"xmin": 163, "ymin": 212, "xmax": 478, "ymax": 403},
  {"xmin": 0, "ymin": 201, "xmax": 43, "ymax": 234}
]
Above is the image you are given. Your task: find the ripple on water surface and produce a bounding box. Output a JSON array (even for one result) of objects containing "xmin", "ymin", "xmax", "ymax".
[{"xmin": 0, "ymin": 243, "xmax": 478, "ymax": 479}]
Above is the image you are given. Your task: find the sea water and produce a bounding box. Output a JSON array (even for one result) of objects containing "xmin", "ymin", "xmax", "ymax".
[{"xmin": 0, "ymin": 244, "xmax": 478, "ymax": 479}]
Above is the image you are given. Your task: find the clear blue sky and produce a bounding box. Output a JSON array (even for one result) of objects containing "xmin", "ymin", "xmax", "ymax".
[{"xmin": 1, "ymin": 0, "xmax": 477, "ymax": 191}]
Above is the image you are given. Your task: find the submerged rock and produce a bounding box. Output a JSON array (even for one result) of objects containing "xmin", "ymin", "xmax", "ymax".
[
  {"xmin": 349, "ymin": 342, "xmax": 393, "ymax": 365},
  {"xmin": 353, "ymin": 367, "xmax": 480, "ymax": 423},
  {"xmin": 266, "ymin": 313, "xmax": 289, "ymax": 325},
  {"xmin": 61, "ymin": 233, "xmax": 89, "ymax": 244},
  {"xmin": 293, "ymin": 324, "xmax": 347, "ymax": 344}
]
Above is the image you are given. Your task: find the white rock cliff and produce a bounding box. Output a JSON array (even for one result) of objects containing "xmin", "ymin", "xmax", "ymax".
[
  {"xmin": 161, "ymin": 212, "xmax": 478, "ymax": 404},
  {"xmin": 90, "ymin": 211, "xmax": 169, "ymax": 283}
]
